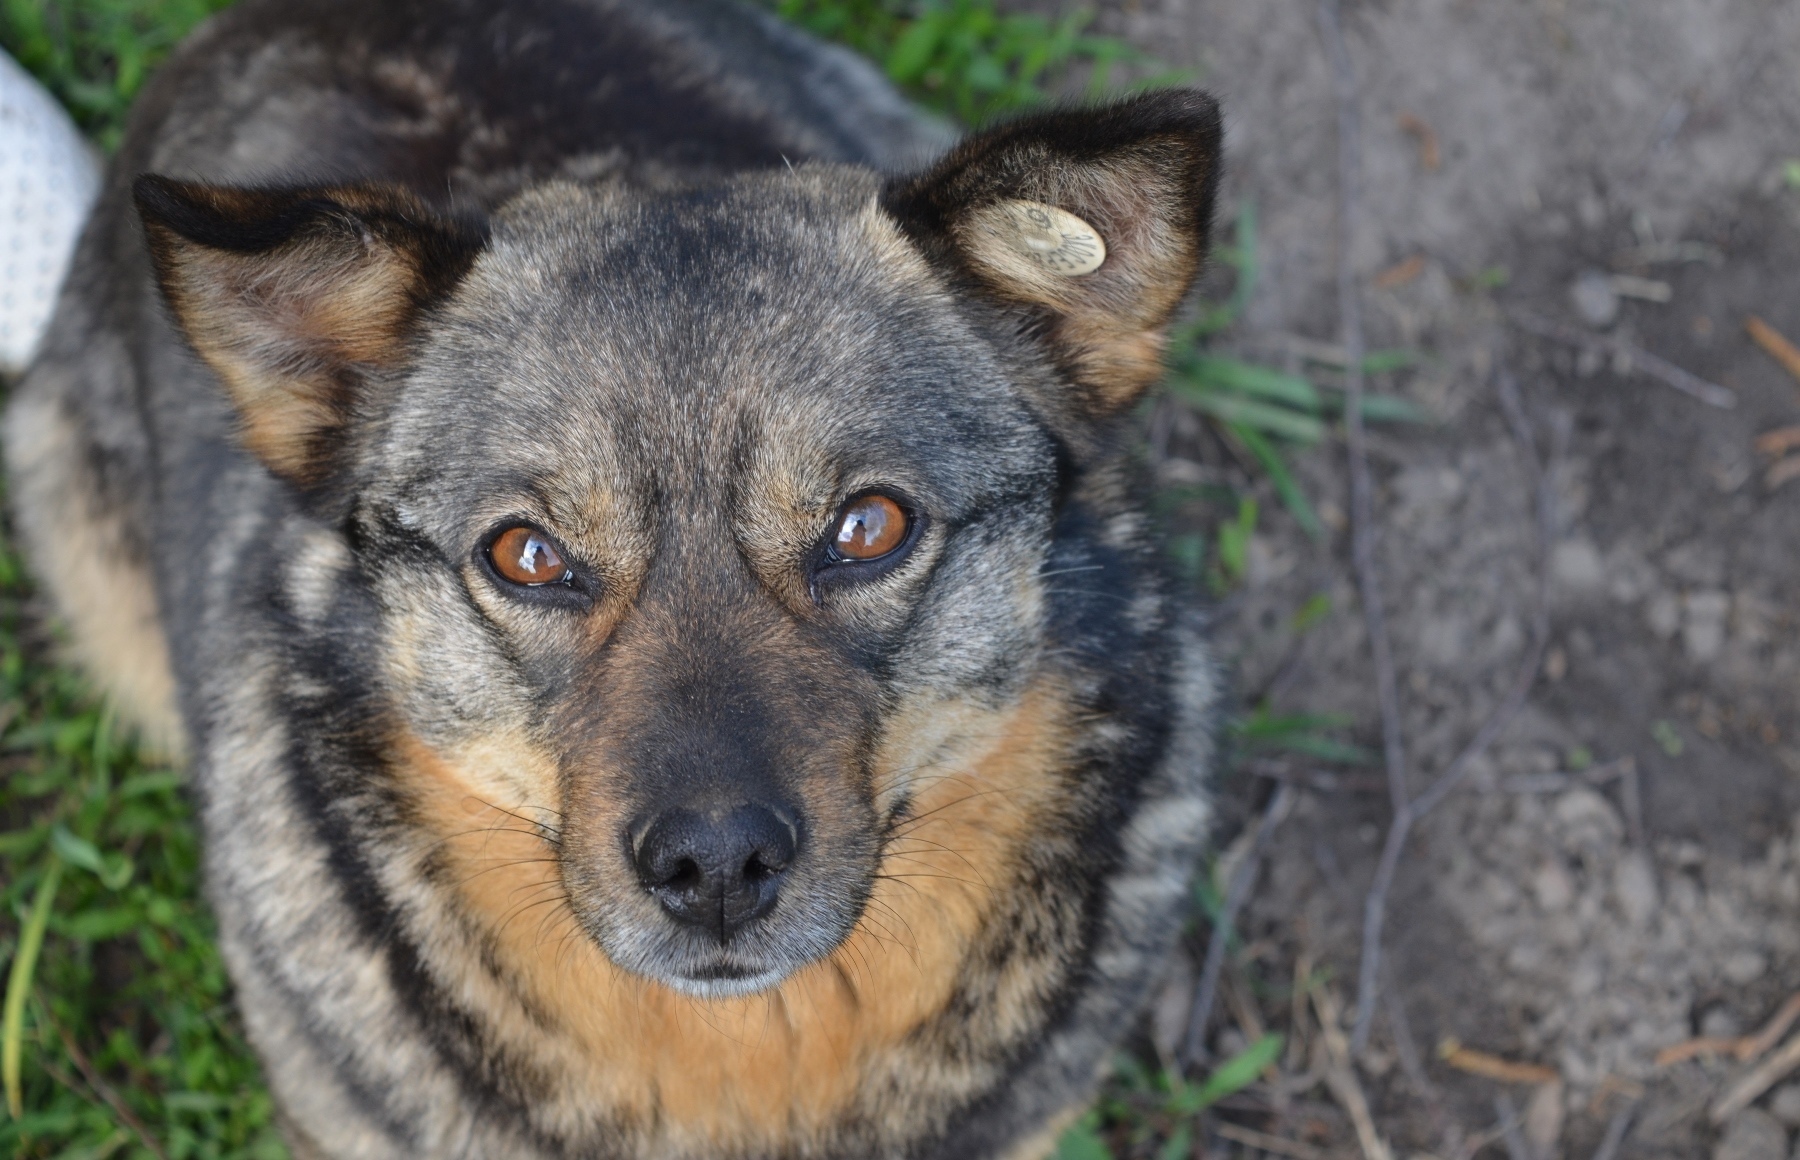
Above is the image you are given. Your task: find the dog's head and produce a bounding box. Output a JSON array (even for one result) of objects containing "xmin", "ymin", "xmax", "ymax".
[{"xmin": 138, "ymin": 92, "xmax": 1220, "ymax": 998}]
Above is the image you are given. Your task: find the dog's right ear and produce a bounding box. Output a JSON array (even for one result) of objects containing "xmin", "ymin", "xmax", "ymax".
[
  {"xmin": 882, "ymin": 90, "xmax": 1222, "ymax": 419},
  {"xmin": 135, "ymin": 176, "xmax": 486, "ymax": 485}
]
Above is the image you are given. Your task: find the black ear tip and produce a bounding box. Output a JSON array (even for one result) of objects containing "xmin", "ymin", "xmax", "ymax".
[
  {"xmin": 132, "ymin": 173, "xmax": 193, "ymax": 227},
  {"xmin": 1093, "ymin": 88, "xmax": 1223, "ymax": 151},
  {"xmin": 133, "ymin": 176, "xmax": 337, "ymax": 253}
]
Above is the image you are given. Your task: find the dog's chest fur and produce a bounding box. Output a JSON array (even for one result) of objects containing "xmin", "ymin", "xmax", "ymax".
[{"xmin": 6, "ymin": 2, "xmax": 1220, "ymax": 1156}]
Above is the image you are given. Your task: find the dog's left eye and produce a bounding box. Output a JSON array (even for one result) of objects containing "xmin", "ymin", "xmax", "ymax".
[
  {"xmin": 830, "ymin": 495, "xmax": 909, "ymax": 561},
  {"xmin": 489, "ymin": 526, "xmax": 571, "ymax": 586}
]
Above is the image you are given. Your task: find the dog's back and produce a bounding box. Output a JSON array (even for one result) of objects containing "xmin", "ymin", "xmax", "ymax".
[{"xmin": 8, "ymin": 4, "xmax": 1220, "ymax": 1157}]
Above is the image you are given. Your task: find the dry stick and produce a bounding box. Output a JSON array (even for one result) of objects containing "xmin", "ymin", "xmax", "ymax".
[
  {"xmin": 1213, "ymin": 1121, "xmax": 1331, "ymax": 1160},
  {"xmin": 1348, "ymin": 371, "xmax": 1561, "ymax": 1054},
  {"xmin": 1509, "ymin": 309, "xmax": 1737, "ymax": 409},
  {"xmin": 1314, "ymin": 988, "xmax": 1394, "ymax": 1160},
  {"xmin": 1181, "ymin": 784, "xmax": 1295, "ymax": 1068},
  {"xmin": 1315, "ymin": 0, "xmax": 1407, "ymax": 822},
  {"xmin": 1314, "ymin": 0, "xmax": 1419, "ymax": 1063},
  {"xmin": 1710, "ymin": 1032, "xmax": 1800, "ymax": 1123},
  {"xmin": 1590, "ymin": 1103, "xmax": 1637, "ymax": 1160},
  {"xmin": 1494, "ymin": 1093, "xmax": 1532, "ymax": 1160}
]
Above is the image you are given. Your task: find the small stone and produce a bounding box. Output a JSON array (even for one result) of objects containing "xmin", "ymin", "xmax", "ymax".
[
  {"xmin": 1552, "ymin": 538, "xmax": 1606, "ymax": 592},
  {"xmin": 1713, "ymin": 1108, "xmax": 1787, "ymax": 1160},
  {"xmin": 1702, "ymin": 1007, "xmax": 1745, "ymax": 1039},
  {"xmin": 1647, "ymin": 591, "xmax": 1683, "ymax": 638},
  {"xmin": 1533, "ymin": 860, "xmax": 1576, "ymax": 912},
  {"xmin": 1724, "ymin": 950, "xmax": 1769, "ymax": 986},
  {"xmin": 1525, "ymin": 1081, "xmax": 1566, "ymax": 1156},
  {"xmin": 1614, "ymin": 852, "xmax": 1659, "ymax": 926},
  {"xmin": 1684, "ymin": 590, "xmax": 1732, "ymax": 663},
  {"xmin": 1768, "ymin": 1083, "xmax": 1800, "ymax": 1127},
  {"xmin": 1571, "ymin": 269, "xmax": 1620, "ymax": 327}
]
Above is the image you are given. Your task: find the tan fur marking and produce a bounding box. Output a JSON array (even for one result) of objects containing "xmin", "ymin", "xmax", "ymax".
[
  {"xmin": 5, "ymin": 398, "xmax": 186, "ymax": 759},
  {"xmin": 164, "ymin": 242, "xmax": 419, "ymax": 479},
  {"xmin": 389, "ymin": 674, "xmax": 1077, "ymax": 1152},
  {"xmin": 947, "ymin": 154, "xmax": 1204, "ymax": 409}
]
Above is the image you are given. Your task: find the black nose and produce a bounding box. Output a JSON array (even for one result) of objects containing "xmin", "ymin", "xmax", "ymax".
[{"xmin": 631, "ymin": 804, "xmax": 797, "ymax": 942}]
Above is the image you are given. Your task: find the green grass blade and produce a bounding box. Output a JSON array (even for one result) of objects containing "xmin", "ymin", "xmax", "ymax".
[
  {"xmin": 1170, "ymin": 1033, "xmax": 1283, "ymax": 1114},
  {"xmin": 1356, "ymin": 393, "xmax": 1431, "ymax": 425},
  {"xmin": 1179, "ymin": 356, "xmax": 1320, "ymax": 410},
  {"xmin": 1054, "ymin": 1115, "xmax": 1113, "ymax": 1160},
  {"xmin": 1229, "ymin": 423, "xmax": 1322, "ymax": 539},
  {"xmin": 5, "ymin": 855, "xmax": 62, "ymax": 1118},
  {"xmin": 1361, "ymin": 348, "xmax": 1419, "ymax": 373},
  {"xmin": 1177, "ymin": 390, "xmax": 1324, "ymax": 444}
]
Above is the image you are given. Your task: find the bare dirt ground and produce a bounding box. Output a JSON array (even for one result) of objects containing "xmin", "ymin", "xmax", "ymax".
[{"xmin": 1088, "ymin": 1, "xmax": 1800, "ymax": 1155}]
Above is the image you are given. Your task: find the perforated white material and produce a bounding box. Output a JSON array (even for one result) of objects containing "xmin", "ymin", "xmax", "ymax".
[{"xmin": 0, "ymin": 50, "xmax": 98, "ymax": 375}]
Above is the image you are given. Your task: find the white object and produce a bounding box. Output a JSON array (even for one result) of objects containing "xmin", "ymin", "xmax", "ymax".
[
  {"xmin": 995, "ymin": 200, "xmax": 1106, "ymax": 276},
  {"xmin": 0, "ymin": 49, "xmax": 99, "ymax": 375}
]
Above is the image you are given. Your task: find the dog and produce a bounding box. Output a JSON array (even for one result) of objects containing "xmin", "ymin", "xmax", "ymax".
[{"xmin": 5, "ymin": 0, "xmax": 1222, "ymax": 1155}]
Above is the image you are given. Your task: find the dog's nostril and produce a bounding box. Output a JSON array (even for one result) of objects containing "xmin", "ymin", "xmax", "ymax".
[
  {"xmin": 630, "ymin": 804, "xmax": 799, "ymax": 942},
  {"xmin": 664, "ymin": 858, "xmax": 701, "ymax": 890}
]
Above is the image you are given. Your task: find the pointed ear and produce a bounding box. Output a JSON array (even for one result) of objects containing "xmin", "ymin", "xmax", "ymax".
[
  {"xmin": 134, "ymin": 176, "xmax": 487, "ymax": 484},
  {"xmin": 881, "ymin": 90, "xmax": 1222, "ymax": 414}
]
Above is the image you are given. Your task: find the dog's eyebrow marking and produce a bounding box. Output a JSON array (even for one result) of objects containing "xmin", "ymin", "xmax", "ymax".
[{"xmin": 992, "ymin": 200, "xmax": 1106, "ymax": 276}]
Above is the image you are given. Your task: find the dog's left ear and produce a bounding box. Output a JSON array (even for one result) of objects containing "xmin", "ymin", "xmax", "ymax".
[
  {"xmin": 134, "ymin": 176, "xmax": 486, "ymax": 485},
  {"xmin": 882, "ymin": 90, "xmax": 1222, "ymax": 414}
]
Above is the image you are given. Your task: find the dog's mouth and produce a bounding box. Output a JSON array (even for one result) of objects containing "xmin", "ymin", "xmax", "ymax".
[
  {"xmin": 660, "ymin": 960, "xmax": 798, "ymax": 999},
  {"xmin": 578, "ymin": 898, "xmax": 867, "ymax": 997}
]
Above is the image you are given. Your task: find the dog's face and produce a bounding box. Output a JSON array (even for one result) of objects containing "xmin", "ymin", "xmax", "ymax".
[{"xmin": 138, "ymin": 93, "xmax": 1219, "ymax": 997}]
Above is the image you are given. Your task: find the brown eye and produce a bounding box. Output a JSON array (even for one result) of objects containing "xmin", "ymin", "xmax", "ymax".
[
  {"xmin": 832, "ymin": 495, "xmax": 908, "ymax": 561},
  {"xmin": 489, "ymin": 526, "xmax": 569, "ymax": 585}
]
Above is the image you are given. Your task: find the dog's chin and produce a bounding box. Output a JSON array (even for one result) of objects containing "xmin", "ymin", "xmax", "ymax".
[
  {"xmin": 658, "ymin": 964, "xmax": 797, "ymax": 998},
  {"xmin": 587, "ymin": 923, "xmax": 825, "ymax": 999}
]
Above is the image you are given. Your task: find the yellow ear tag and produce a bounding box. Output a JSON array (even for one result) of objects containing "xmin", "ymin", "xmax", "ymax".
[{"xmin": 996, "ymin": 200, "xmax": 1106, "ymax": 275}]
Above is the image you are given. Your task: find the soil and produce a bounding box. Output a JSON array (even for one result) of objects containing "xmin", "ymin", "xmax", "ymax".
[{"xmin": 1085, "ymin": 0, "xmax": 1800, "ymax": 1155}]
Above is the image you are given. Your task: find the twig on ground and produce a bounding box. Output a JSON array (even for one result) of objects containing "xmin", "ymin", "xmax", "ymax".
[
  {"xmin": 1767, "ymin": 456, "xmax": 1800, "ymax": 490},
  {"xmin": 1508, "ymin": 308, "xmax": 1737, "ymax": 409},
  {"xmin": 1754, "ymin": 425, "xmax": 1800, "ymax": 457},
  {"xmin": 1313, "ymin": 987, "xmax": 1394, "ymax": 1160},
  {"xmin": 1213, "ymin": 1121, "xmax": 1331, "ymax": 1160},
  {"xmin": 1182, "ymin": 785, "xmax": 1295, "ymax": 1068},
  {"xmin": 1585, "ymin": 1076, "xmax": 1645, "ymax": 1117},
  {"xmin": 1250, "ymin": 761, "xmax": 1388, "ymax": 795},
  {"xmin": 1657, "ymin": 992, "xmax": 1800, "ymax": 1068},
  {"xmin": 1746, "ymin": 315, "xmax": 1800, "ymax": 386},
  {"xmin": 1589, "ymin": 1102, "xmax": 1637, "ymax": 1160},
  {"xmin": 1438, "ymin": 1038, "xmax": 1560, "ymax": 1086},
  {"xmin": 1491, "ymin": 757, "xmax": 1644, "ymax": 847},
  {"xmin": 1494, "ymin": 1093, "xmax": 1532, "ymax": 1160},
  {"xmin": 1654, "ymin": 1037, "xmax": 1741, "ymax": 1068},
  {"xmin": 1316, "ymin": 0, "xmax": 1408, "ymax": 823},
  {"xmin": 1453, "ymin": 1123, "xmax": 1508, "ymax": 1160},
  {"xmin": 1737, "ymin": 994, "xmax": 1800, "ymax": 1062},
  {"xmin": 1316, "ymin": 0, "xmax": 1429, "ymax": 1063},
  {"xmin": 1382, "ymin": 984, "xmax": 1437, "ymax": 1102},
  {"xmin": 1222, "ymin": 966, "xmax": 1269, "ymax": 1046},
  {"xmin": 1615, "ymin": 756, "xmax": 1646, "ymax": 850},
  {"xmin": 1710, "ymin": 1033, "xmax": 1800, "ymax": 1123},
  {"xmin": 1348, "ymin": 370, "xmax": 1561, "ymax": 1052},
  {"xmin": 49, "ymin": 1012, "xmax": 169, "ymax": 1160}
]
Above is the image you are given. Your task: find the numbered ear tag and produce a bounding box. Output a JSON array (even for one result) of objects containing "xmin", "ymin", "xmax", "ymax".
[{"xmin": 996, "ymin": 200, "xmax": 1106, "ymax": 275}]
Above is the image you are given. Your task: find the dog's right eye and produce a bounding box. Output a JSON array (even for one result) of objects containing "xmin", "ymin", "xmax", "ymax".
[{"xmin": 489, "ymin": 526, "xmax": 571, "ymax": 586}]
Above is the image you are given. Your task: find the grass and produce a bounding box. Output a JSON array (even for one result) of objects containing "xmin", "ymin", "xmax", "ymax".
[
  {"xmin": 0, "ymin": 0, "xmax": 232, "ymax": 148},
  {"xmin": 0, "ymin": 0, "xmax": 1418, "ymax": 1156}
]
